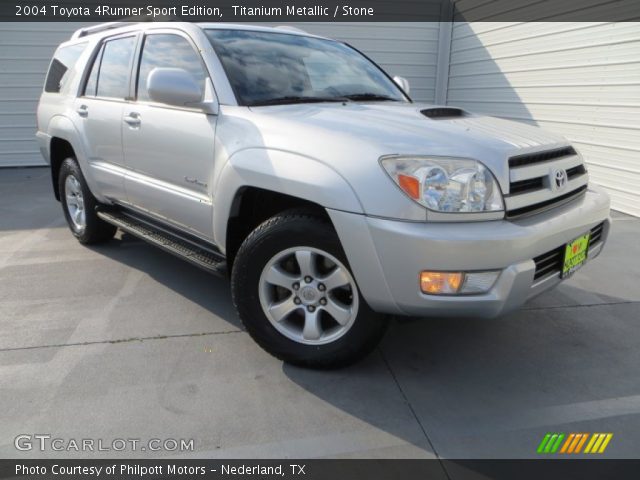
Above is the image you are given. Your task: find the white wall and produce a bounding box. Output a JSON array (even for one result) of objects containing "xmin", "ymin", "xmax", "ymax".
[
  {"xmin": 0, "ymin": 23, "xmax": 88, "ymax": 167},
  {"xmin": 445, "ymin": 22, "xmax": 640, "ymax": 217}
]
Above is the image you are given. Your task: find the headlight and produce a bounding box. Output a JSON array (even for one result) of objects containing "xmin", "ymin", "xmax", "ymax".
[{"xmin": 381, "ymin": 156, "xmax": 504, "ymax": 213}]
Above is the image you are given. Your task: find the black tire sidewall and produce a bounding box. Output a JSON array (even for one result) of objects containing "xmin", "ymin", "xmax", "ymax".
[
  {"xmin": 231, "ymin": 212, "xmax": 387, "ymax": 368},
  {"xmin": 58, "ymin": 157, "xmax": 115, "ymax": 244}
]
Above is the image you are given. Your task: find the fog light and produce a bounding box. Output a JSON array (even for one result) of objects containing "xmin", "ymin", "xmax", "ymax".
[
  {"xmin": 462, "ymin": 271, "xmax": 500, "ymax": 294},
  {"xmin": 420, "ymin": 272, "xmax": 463, "ymax": 294},
  {"xmin": 420, "ymin": 271, "xmax": 500, "ymax": 295}
]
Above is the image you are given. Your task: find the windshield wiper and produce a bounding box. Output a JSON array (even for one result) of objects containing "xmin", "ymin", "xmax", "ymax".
[
  {"xmin": 342, "ymin": 93, "xmax": 400, "ymax": 102},
  {"xmin": 250, "ymin": 96, "xmax": 348, "ymax": 106}
]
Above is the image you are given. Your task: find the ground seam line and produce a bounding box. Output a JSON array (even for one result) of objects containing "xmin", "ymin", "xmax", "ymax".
[
  {"xmin": 378, "ymin": 347, "xmax": 453, "ymax": 480},
  {"xmin": 0, "ymin": 329, "xmax": 243, "ymax": 352},
  {"xmin": 522, "ymin": 300, "xmax": 639, "ymax": 311}
]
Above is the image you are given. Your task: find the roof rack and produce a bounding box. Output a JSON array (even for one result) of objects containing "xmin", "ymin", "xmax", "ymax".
[
  {"xmin": 71, "ymin": 22, "xmax": 132, "ymax": 39},
  {"xmin": 274, "ymin": 25, "xmax": 308, "ymax": 34}
]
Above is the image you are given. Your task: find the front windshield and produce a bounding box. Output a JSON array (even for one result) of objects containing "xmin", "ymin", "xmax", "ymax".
[{"xmin": 205, "ymin": 29, "xmax": 408, "ymax": 106}]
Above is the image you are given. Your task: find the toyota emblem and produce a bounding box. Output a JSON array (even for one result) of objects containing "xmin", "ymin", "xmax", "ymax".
[{"xmin": 553, "ymin": 169, "xmax": 568, "ymax": 190}]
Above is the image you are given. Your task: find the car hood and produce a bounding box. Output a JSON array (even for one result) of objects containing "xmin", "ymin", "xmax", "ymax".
[{"xmin": 244, "ymin": 101, "xmax": 567, "ymax": 182}]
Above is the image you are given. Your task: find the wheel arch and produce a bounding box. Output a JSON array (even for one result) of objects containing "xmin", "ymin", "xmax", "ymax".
[
  {"xmin": 213, "ymin": 149, "xmax": 364, "ymax": 262},
  {"xmin": 223, "ymin": 186, "xmax": 331, "ymax": 268},
  {"xmin": 46, "ymin": 115, "xmax": 90, "ymax": 201},
  {"xmin": 50, "ymin": 137, "xmax": 76, "ymax": 200}
]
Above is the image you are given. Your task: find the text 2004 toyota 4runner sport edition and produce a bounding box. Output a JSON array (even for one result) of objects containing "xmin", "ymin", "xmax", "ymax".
[{"xmin": 37, "ymin": 22, "xmax": 611, "ymax": 368}]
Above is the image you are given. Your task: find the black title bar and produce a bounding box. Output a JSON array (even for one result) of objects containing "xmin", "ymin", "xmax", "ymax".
[
  {"xmin": 2, "ymin": 0, "xmax": 640, "ymax": 22},
  {"xmin": 2, "ymin": 459, "xmax": 640, "ymax": 480}
]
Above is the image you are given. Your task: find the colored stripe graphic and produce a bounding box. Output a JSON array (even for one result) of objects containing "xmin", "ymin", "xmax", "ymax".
[
  {"xmin": 550, "ymin": 433, "xmax": 565, "ymax": 453},
  {"xmin": 584, "ymin": 434, "xmax": 598, "ymax": 453},
  {"xmin": 560, "ymin": 433, "xmax": 575, "ymax": 453},
  {"xmin": 575, "ymin": 433, "xmax": 589, "ymax": 453},
  {"xmin": 567, "ymin": 433, "xmax": 582, "ymax": 453},
  {"xmin": 537, "ymin": 433, "xmax": 565, "ymax": 453},
  {"xmin": 539, "ymin": 433, "xmax": 613, "ymax": 454},
  {"xmin": 585, "ymin": 433, "xmax": 614, "ymax": 454},
  {"xmin": 537, "ymin": 434, "xmax": 552, "ymax": 453},
  {"xmin": 598, "ymin": 434, "xmax": 613, "ymax": 453}
]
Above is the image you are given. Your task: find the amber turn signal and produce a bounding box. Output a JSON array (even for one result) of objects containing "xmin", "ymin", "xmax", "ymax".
[{"xmin": 397, "ymin": 174, "xmax": 420, "ymax": 200}]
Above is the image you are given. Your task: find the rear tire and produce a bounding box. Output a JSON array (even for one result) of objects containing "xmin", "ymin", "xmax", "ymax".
[
  {"xmin": 231, "ymin": 210, "xmax": 388, "ymax": 369},
  {"xmin": 58, "ymin": 157, "xmax": 116, "ymax": 244}
]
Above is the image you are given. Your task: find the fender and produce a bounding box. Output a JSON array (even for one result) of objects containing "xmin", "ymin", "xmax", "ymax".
[
  {"xmin": 46, "ymin": 114, "xmax": 107, "ymax": 203},
  {"xmin": 212, "ymin": 148, "xmax": 364, "ymax": 251}
]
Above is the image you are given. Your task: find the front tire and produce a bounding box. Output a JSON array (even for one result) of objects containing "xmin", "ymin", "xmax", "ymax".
[
  {"xmin": 58, "ymin": 157, "xmax": 116, "ymax": 244},
  {"xmin": 231, "ymin": 211, "xmax": 388, "ymax": 369}
]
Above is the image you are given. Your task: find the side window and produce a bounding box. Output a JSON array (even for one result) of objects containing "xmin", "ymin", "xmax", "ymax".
[
  {"xmin": 96, "ymin": 36, "xmax": 136, "ymax": 99},
  {"xmin": 44, "ymin": 42, "xmax": 87, "ymax": 93},
  {"xmin": 83, "ymin": 45, "xmax": 104, "ymax": 97},
  {"xmin": 137, "ymin": 34, "xmax": 207, "ymax": 102}
]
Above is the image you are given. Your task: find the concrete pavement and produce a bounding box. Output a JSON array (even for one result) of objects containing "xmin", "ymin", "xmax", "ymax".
[{"xmin": 1, "ymin": 167, "xmax": 638, "ymax": 462}]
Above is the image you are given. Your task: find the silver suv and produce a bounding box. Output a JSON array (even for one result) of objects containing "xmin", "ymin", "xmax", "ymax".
[{"xmin": 37, "ymin": 22, "xmax": 611, "ymax": 368}]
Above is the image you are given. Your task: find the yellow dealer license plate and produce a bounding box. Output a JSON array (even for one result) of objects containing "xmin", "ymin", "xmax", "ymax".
[{"xmin": 562, "ymin": 233, "xmax": 590, "ymax": 278}]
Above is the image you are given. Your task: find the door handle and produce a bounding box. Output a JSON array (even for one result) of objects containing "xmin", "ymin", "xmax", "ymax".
[
  {"xmin": 76, "ymin": 105, "xmax": 88, "ymax": 117},
  {"xmin": 123, "ymin": 112, "xmax": 141, "ymax": 126}
]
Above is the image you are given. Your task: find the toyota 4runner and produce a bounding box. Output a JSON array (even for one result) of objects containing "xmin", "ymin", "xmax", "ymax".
[{"xmin": 36, "ymin": 22, "xmax": 611, "ymax": 368}]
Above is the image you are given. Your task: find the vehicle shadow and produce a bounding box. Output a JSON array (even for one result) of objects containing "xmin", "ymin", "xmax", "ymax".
[{"xmin": 88, "ymin": 231, "xmax": 241, "ymax": 329}]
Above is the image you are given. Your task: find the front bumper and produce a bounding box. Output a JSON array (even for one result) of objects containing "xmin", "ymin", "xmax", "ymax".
[{"xmin": 328, "ymin": 185, "xmax": 611, "ymax": 318}]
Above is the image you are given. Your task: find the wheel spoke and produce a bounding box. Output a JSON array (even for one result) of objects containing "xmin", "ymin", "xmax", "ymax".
[
  {"xmin": 265, "ymin": 265, "xmax": 298, "ymax": 290},
  {"xmin": 295, "ymin": 250, "xmax": 316, "ymax": 278},
  {"xmin": 67, "ymin": 180, "xmax": 77, "ymax": 195},
  {"xmin": 323, "ymin": 297, "xmax": 352, "ymax": 326},
  {"xmin": 268, "ymin": 296, "xmax": 299, "ymax": 323},
  {"xmin": 66, "ymin": 194, "xmax": 77, "ymax": 207},
  {"xmin": 73, "ymin": 208, "xmax": 83, "ymax": 225},
  {"xmin": 302, "ymin": 310, "xmax": 322, "ymax": 340},
  {"xmin": 319, "ymin": 266, "xmax": 350, "ymax": 292}
]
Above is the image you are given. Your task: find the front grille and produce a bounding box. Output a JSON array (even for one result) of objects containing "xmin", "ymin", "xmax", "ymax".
[
  {"xmin": 566, "ymin": 164, "xmax": 587, "ymax": 179},
  {"xmin": 506, "ymin": 185, "xmax": 587, "ymax": 219},
  {"xmin": 533, "ymin": 222, "xmax": 605, "ymax": 281},
  {"xmin": 506, "ymin": 146, "xmax": 588, "ymax": 219},
  {"xmin": 589, "ymin": 222, "xmax": 604, "ymax": 247},
  {"xmin": 509, "ymin": 146, "xmax": 576, "ymax": 168},
  {"xmin": 533, "ymin": 246, "xmax": 564, "ymax": 280},
  {"xmin": 510, "ymin": 177, "xmax": 544, "ymax": 195}
]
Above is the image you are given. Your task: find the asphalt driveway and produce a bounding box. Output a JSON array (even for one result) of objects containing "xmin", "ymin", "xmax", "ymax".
[{"xmin": 1, "ymin": 167, "xmax": 639, "ymax": 462}]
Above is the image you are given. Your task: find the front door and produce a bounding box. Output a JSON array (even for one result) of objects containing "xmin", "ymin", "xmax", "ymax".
[{"xmin": 122, "ymin": 31, "xmax": 216, "ymax": 240}]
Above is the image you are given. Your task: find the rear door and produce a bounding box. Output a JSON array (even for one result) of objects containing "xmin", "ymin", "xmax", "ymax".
[
  {"xmin": 73, "ymin": 34, "xmax": 137, "ymax": 201},
  {"xmin": 122, "ymin": 30, "xmax": 216, "ymax": 239}
]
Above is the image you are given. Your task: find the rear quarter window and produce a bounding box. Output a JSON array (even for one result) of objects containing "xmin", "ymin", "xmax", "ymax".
[{"xmin": 45, "ymin": 42, "xmax": 87, "ymax": 93}]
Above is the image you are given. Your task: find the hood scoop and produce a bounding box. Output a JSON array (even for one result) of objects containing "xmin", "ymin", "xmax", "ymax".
[{"xmin": 420, "ymin": 107, "xmax": 466, "ymax": 119}]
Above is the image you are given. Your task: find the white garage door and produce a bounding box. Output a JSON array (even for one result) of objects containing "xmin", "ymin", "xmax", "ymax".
[
  {"xmin": 446, "ymin": 22, "xmax": 640, "ymax": 217},
  {"xmin": 0, "ymin": 22, "xmax": 440, "ymax": 168},
  {"xmin": 0, "ymin": 23, "xmax": 88, "ymax": 167}
]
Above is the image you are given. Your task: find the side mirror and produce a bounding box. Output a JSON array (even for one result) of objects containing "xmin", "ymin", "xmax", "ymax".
[
  {"xmin": 147, "ymin": 68, "xmax": 216, "ymax": 112},
  {"xmin": 393, "ymin": 76, "xmax": 410, "ymax": 95}
]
